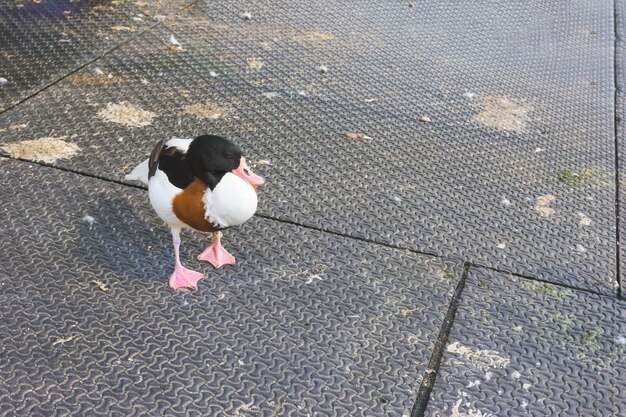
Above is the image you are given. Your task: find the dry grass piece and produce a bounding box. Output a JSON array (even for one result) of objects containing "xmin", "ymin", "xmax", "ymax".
[
  {"xmin": 1, "ymin": 137, "xmax": 80, "ymax": 163},
  {"xmin": 111, "ymin": 25, "xmax": 135, "ymax": 32},
  {"xmin": 97, "ymin": 102, "xmax": 156, "ymax": 128},
  {"xmin": 535, "ymin": 194, "xmax": 556, "ymax": 218},
  {"xmin": 183, "ymin": 103, "xmax": 225, "ymax": 120},
  {"xmin": 343, "ymin": 131, "xmax": 369, "ymax": 139},
  {"xmin": 474, "ymin": 96, "xmax": 530, "ymax": 133},
  {"xmin": 295, "ymin": 31, "xmax": 335, "ymax": 45},
  {"xmin": 446, "ymin": 342, "xmax": 510, "ymax": 369},
  {"xmin": 247, "ymin": 58, "xmax": 264, "ymax": 71}
]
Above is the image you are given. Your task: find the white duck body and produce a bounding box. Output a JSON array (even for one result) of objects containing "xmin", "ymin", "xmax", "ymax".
[{"xmin": 126, "ymin": 138, "xmax": 258, "ymax": 230}]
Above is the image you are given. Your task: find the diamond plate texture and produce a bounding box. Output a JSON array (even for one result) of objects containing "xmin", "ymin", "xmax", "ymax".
[
  {"xmin": 0, "ymin": 0, "xmax": 194, "ymax": 111},
  {"xmin": 0, "ymin": 0, "xmax": 617, "ymax": 295},
  {"xmin": 425, "ymin": 268, "xmax": 626, "ymax": 417},
  {"xmin": 0, "ymin": 157, "xmax": 460, "ymax": 416},
  {"xmin": 617, "ymin": 0, "xmax": 626, "ymax": 298}
]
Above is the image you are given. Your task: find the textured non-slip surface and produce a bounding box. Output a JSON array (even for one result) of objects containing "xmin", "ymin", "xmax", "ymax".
[
  {"xmin": 425, "ymin": 268, "xmax": 626, "ymax": 417},
  {"xmin": 0, "ymin": 0, "xmax": 193, "ymax": 111},
  {"xmin": 0, "ymin": 158, "xmax": 459, "ymax": 417},
  {"xmin": 617, "ymin": 0, "xmax": 626, "ymax": 296},
  {"xmin": 0, "ymin": 0, "xmax": 617, "ymax": 295}
]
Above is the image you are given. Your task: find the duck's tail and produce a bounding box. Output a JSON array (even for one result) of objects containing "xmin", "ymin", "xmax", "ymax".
[{"xmin": 124, "ymin": 159, "xmax": 149, "ymax": 186}]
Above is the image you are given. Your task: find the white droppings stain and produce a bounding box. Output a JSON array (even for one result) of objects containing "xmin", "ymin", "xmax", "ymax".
[
  {"xmin": 169, "ymin": 34, "xmax": 180, "ymax": 46},
  {"xmin": 535, "ymin": 194, "xmax": 556, "ymax": 218},
  {"xmin": 304, "ymin": 274, "xmax": 323, "ymax": 285},
  {"xmin": 132, "ymin": 16, "xmax": 143, "ymax": 22},
  {"xmin": 0, "ymin": 77, "xmax": 8, "ymax": 85},
  {"xmin": 522, "ymin": 383, "xmax": 532, "ymax": 390},
  {"xmin": 496, "ymin": 243, "xmax": 506, "ymax": 249},
  {"xmin": 535, "ymin": 147, "xmax": 544, "ymax": 153},
  {"xmin": 209, "ymin": 71, "xmax": 218, "ymax": 77},
  {"xmin": 521, "ymin": 401, "xmax": 528, "ymax": 409},
  {"xmin": 262, "ymin": 92, "xmax": 279, "ymax": 99},
  {"xmin": 463, "ymin": 92, "xmax": 475, "ymax": 99},
  {"xmin": 317, "ymin": 65, "xmax": 328, "ymax": 73},
  {"xmin": 420, "ymin": 115, "xmax": 431, "ymax": 123},
  {"xmin": 484, "ymin": 371, "xmax": 493, "ymax": 381},
  {"xmin": 511, "ymin": 371, "xmax": 521, "ymax": 379},
  {"xmin": 466, "ymin": 379, "xmax": 481, "ymax": 388},
  {"xmin": 449, "ymin": 399, "xmax": 494, "ymax": 417},
  {"xmin": 575, "ymin": 244, "xmax": 587, "ymax": 253},
  {"xmin": 446, "ymin": 342, "xmax": 510, "ymax": 369},
  {"xmin": 393, "ymin": 196, "xmax": 402, "ymax": 202},
  {"xmin": 238, "ymin": 359, "xmax": 245, "ymax": 365},
  {"xmin": 501, "ymin": 198, "xmax": 512, "ymax": 206},
  {"xmin": 140, "ymin": 79, "xmax": 149, "ymax": 85},
  {"xmin": 82, "ymin": 215, "xmax": 96, "ymax": 229},
  {"xmin": 614, "ymin": 335, "xmax": 626, "ymax": 345},
  {"xmin": 577, "ymin": 212, "xmax": 592, "ymax": 226},
  {"xmin": 240, "ymin": 12, "xmax": 252, "ymax": 20},
  {"xmin": 94, "ymin": 67, "xmax": 104, "ymax": 76},
  {"xmin": 298, "ymin": 90, "xmax": 308, "ymax": 96},
  {"xmin": 117, "ymin": 137, "xmax": 124, "ymax": 143},
  {"xmin": 364, "ymin": 98, "xmax": 377, "ymax": 103}
]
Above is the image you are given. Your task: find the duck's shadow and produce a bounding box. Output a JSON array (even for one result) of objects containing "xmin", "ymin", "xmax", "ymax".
[{"xmin": 69, "ymin": 192, "xmax": 181, "ymax": 285}]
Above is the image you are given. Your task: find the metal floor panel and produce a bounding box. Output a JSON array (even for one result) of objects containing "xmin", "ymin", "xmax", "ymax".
[
  {"xmin": 617, "ymin": 0, "xmax": 626, "ymax": 297},
  {"xmin": 0, "ymin": 0, "xmax": 617, "ymax": 296},
  {"xmin": 0, "ymin": 157, "xmax": 459, "ymax": 417},
  {"xmin": 425, "ymin": 268, "xmax": 626, "ymax": 417},
  {"xmin": 0, "ymin": 0, "xmax": 193, "ymax": 111}
]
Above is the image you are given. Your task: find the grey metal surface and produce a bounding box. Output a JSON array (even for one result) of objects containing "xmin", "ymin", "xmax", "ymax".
[
  {"xmin": 0, "ymin": 157, "xmax": 459, "ymax": 417},
  {"xmin": 0, "ymin": 0, "xmax": 617, "ymax": 295},
  {"xmin": 425, "ymin": 268, "xmax": 626, "ymax": 417},
  {"xmin": 0, "ymin": 0, "xmax": 193, "ymax": 111},
  {"xmin": 617, "ymin": 0, "xmax": 626, "ymax": 298}
]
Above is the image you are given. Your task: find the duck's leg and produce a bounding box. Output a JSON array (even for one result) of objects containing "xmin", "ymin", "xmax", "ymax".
[
  {"xmin": 168, "ymin": 229, "xmax": 204, "ymax": 289},
  {"xmin": 197, "ymin": 231, "xmax": 236, "ymax": 268}
]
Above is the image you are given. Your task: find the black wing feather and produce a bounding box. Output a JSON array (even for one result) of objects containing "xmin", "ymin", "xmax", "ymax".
[{"xmin": 148, "ymin": 139, "xmax": 165, "ymax": 179}]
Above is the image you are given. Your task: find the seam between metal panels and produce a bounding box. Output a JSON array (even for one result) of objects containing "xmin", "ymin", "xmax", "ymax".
[
  {"xmin": 410, "ymin": 262, "xmax": 470, "ymax": 417},
  {"xmin": 0, "ymin": 0, "xmax": 200, "ymax": 117},
  {"xmin": 465, "ymin": 262, "xmax": 608, "ymax": 298},
  {"xmin": 2, "ymin": 155, "xmax": 623, "ymax": 301},
  {"xmin": 615, "ymin": 0, "xmax": 624, "ymax": 299}
]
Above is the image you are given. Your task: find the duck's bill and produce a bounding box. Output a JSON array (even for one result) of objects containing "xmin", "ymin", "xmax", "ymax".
[{"xmin": 232, "ymin": 157, "xmax": 265, "ymax": 186}]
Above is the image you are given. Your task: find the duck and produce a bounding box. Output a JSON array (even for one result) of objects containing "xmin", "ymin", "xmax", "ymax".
[{"xmin": 125, "ymin": 135, "xmax": 264, "ymax": 289}]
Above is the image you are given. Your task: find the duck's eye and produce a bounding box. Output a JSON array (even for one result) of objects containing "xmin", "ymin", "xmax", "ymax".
[{"xmin": 224, "ymin": 152, "xmax": 232, "ymax": 159}]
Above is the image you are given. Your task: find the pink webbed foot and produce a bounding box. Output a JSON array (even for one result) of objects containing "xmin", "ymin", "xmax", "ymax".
[
  {"xmin": 197, "ymin": 232, "xmax": 236, "ymax": 268},
  {"xmin": 169, "ymin": 264, "xmax": 204, "ymax": 290}
]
